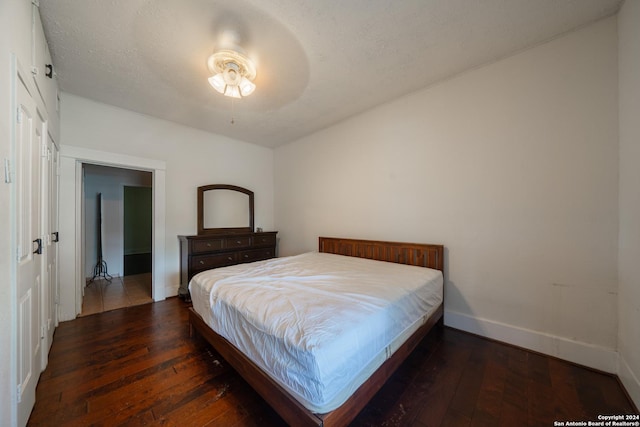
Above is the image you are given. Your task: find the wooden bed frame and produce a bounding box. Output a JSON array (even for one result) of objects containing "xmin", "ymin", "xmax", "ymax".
[{"xmin": 188, "ymin": 237, "xmax": 445, "ymax": 426}]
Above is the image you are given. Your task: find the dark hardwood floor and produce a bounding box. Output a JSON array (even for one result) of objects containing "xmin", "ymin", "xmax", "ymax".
[{"xmin": 28, "ymin": 297, "xmax": 637, "ymax": 426}]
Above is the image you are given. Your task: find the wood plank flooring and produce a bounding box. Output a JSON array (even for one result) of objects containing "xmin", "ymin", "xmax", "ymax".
[
  {"xmin": 80, "ymin": 274, "xmax": 152, "ymax": 316},
  {"xmin": 28, "ymin": 297, "xmax": 637, "ymax": 426}
]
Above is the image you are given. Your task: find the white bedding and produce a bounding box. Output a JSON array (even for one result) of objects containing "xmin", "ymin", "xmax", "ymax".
[{"xmin": 189, "ymin": 251, "xmax": 443, "ymax": 413}]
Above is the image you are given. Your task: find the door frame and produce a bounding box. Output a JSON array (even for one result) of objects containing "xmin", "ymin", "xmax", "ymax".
[{"xmin": 58, "ymin": 146, "xmax": 166, "ymax": 320}]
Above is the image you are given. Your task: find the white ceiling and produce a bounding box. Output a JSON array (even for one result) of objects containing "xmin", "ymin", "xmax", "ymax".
[{"xmin": 39, "ymin": 0, "xmax": 622, "ymax": 148}]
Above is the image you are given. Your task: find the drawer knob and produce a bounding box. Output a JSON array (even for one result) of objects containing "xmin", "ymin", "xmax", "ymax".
[
  {"xmin": 244, "ymin": 254, "xmax": 249, "ymax": 258},
  {"xmin": 199, "ymin": 260, "xmax": 205, "ymax": 265},
  {"xmin": 236, "ymin": 240, "xmax": 242, "ymax": 244},
  {"xmin": 228, "ymin": 256, "xmax": 233, "ymax": 261},
  {"xmin": 261, "ymin": 238, "xmax": 266, "ymax": 242},
  {"xmin": 206, "ymin": 242, "xmax": 211, "ymax": 247}
]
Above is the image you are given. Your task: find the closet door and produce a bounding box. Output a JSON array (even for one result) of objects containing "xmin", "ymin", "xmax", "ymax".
[
  {"xmin": 15, "ymin": 73, "xmax": 44, "ymax": 426},
  {"xmin": 49, "ymin": 140, "xmax": 60, "ymax": 330},
  {"xmin": 41, "ymin": 133, "xmax": 58, "ymax": 367},
  {"xmin": 32, "ymin": 4, "xmax": 58, "ymax": 121}
]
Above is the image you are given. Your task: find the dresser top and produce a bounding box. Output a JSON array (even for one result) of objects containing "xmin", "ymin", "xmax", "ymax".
[{"xmin": 179, "ymin": 231, "xmax": 277, "ymax": 241}]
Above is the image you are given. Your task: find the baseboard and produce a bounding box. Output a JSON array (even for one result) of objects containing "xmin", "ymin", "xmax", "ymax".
[
  {"xmin": 444, "ymin": 309, "xmax": 618, "ymax": 373},
  {"xmin": 618, "ymin": 354, "xmax": 640, "ymax": 411}
]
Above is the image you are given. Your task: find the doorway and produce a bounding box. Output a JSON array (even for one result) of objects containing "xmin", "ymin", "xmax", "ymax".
[
  {"xmin": 80, "ymin": 165, "xmax": 153, "ymax": 316},
  {"xmin": 57, "ymin": 146, "xmax": 166, "ymax": 321}
]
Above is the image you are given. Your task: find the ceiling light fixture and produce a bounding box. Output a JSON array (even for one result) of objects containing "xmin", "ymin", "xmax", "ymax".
[{"xmin": 207, "ymin": 49, "xmax": 256, "ymax": 99}]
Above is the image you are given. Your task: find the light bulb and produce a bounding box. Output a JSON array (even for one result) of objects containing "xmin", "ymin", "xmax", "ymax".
[
  {"xmin": 208, "ymin": 73, "xmax": 225, "ymax": 94},
  {"xmin": 224, "ymin": 85, "xmax": 241, "ymax": 99},
  {"xmin": 239, "ymin": 77, "xmax": 256, "ymax": 97}
]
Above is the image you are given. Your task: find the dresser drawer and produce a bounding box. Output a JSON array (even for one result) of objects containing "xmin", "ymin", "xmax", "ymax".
[
  {"xmin": 191, "ymin": 238, "xmax": 224, "ymax": 254},
  {"xmin": 252, "ymin": 234, "xmax": 277, "ymax": 247},
  {"xmin": 191, "ymin": 253, "xmax": 237, "ymax": 270},
  {"xmin": 179, "ymin": 232, "xmax": 278, "ymax": 293},
  {"xmin": 225, "ymin": 236, "xmax": 252, "ymax": 249},
  {"xmin": 239, "ymin": 248, "xmax": 276, "ymax": 263}
]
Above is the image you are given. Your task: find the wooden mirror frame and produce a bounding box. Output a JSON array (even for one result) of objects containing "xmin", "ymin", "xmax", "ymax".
[{"xmin": 197, "ymin": 184, "xmax": 255, "ymax": 235}]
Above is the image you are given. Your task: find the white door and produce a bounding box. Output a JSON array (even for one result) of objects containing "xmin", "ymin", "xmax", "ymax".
[
  {"xmin": 16, "ymin": 74, "xmax": 44, "ymax": 426},
  {"xmin": 50, "ymin": 141, "xmax": 60, "ymax": 329},
  {"xmin": 41, "ymin": 133, "xmax": 58, "ymax": 368}
]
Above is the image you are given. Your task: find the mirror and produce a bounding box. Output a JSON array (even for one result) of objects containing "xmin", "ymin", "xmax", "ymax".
[{"xmin": 197, "ymin": 184, "xmax": 254, "ymax": 235}]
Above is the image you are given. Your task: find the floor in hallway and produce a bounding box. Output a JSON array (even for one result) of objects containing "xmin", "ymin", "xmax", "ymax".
[{"xmin": 80, "ymin": 273, "xmax": 152, "ymax": 316}]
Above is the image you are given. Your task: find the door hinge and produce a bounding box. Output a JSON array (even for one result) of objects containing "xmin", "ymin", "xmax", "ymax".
[
  {"xmin": 16, "ymin": 108, "xmax": 22, "ymax": 124},
  {"xmin": 17, "ymin": 384, "xmax": 21, "ymax": 403},
  {"xmin": 4, "ymin": 159, "xmax": 11, "ymax": 184},
  {"xmin": 16, "ymin": 246, "xmax": 21, "ymax": 262},
  {"xmin": 41, "ymin": 325, "xmax": 45, "ymax": 339}
]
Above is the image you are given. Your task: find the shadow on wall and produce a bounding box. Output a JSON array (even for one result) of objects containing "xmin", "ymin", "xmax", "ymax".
[{"xmin": 441, "ymin": 247, "xmax": 482, "ymax": 333}]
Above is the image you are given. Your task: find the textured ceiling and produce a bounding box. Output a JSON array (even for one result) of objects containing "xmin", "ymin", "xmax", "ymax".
[{"xmin": 39, "ymin": 0, "xmax": 622, "ymax": 148}]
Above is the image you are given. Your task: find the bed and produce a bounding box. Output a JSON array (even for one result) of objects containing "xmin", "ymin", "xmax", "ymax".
[{"xmin": 188, "ymin": 236, "xmax": 444, "ymax": 426}]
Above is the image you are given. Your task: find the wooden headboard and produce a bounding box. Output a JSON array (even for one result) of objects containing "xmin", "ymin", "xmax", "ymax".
[{"xmin": 319, "ymin": 237, "xmax": 444, "ymax": 272}]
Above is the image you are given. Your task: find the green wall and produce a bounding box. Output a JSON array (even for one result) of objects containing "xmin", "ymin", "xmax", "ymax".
[{"xmin": 123, "ymin": 186, "xmax": 152, "ymax": 255}]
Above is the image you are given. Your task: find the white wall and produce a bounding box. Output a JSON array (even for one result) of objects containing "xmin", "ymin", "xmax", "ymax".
[
  {"xmin": 83, "ymin": 164, "xmax": 152, "ymax": 278},
  {"xmin": 59, "ymin": 94, "xmax": 274, "ymax": 317},
  {"xmin": 275, "ymin": 17, "xmax": 619, "ymax": 372},
  {"xmin": 617, "ymin": 0, "xmax": 640, "ymax": 408}
]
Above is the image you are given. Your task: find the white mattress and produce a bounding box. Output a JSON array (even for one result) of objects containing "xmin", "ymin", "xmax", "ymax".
[{"xmin": 189, "ymin": 251, "xmax": 443, "ymax": 413}]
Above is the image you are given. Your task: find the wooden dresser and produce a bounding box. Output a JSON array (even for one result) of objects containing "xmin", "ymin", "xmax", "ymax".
[{"xmin": 178, "ymin": 231, "xmax": 277, "ymax": 300}]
